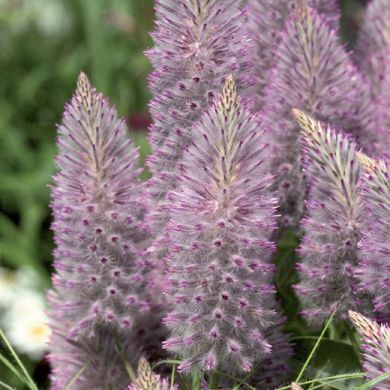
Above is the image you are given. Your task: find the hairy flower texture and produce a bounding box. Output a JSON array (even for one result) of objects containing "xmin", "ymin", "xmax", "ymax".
[
  {"xmin": 356, "ymin": 154, "xmax": 390, "ymax": 322},
  {"xmin": 49, "ymin": 73, "xmax": 163, "ymax": 387},
  {"xmin": 146, "ymin": 0, "xmax": 254, "ymax": 238},
  {"xmin": 354, "ymin": 0, "xmax": 390, "ymax": 90},
  {"xmin": 250, "ymin": 320, "xmax": 293, "ymax": 389},
  {"xmin": 293, "ymin": 111, "xmax": 363, "ymax": 325},
  {"xmin": 127, "ymin": 357, "xmax": 178, "ymax": 390},
  {"xmin": 349, "ymin": 311, "xmax": 390, "ymax": 390},
  {"xmin": 245, "ymin": 0, "xmax": 340, "ymax": 111},
  {"xmin": 354, "ymin": 0, "xmax": 390, "ymax": 154},
  {"xmin": 163, "ymin": 76, "xmax": 283, "ymax": 374},
  {"xmin": 261, "ymin": 3, "xmax": 368, "ymax": 226}
]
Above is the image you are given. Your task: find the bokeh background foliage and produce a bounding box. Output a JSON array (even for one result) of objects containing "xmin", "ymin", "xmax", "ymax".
[{"xmin": 0, "ymin": 0, "xmax": 371, "ymax": 388}]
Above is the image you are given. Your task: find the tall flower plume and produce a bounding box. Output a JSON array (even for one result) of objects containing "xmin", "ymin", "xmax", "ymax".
[
  {"xmin": 146, "ymin": 0, "xmax": 254, "ymax": 240},
  {"xmin": 354, "ymin": 0, "xmax": 390, "ymax": 155},
  {"xmin": 293, "ymin": 110, "xmax": 363, "ymax": 325},
  {"xmin": 349, "ymin": 311, "xmax": 390, "ymax": 390},
  {"xmin": 261, "ymin": 2, "xmax": 370, "ymax": 226},
  {"xmin": 245, "ymin": 0, "xmax": 340, "ymax": 111},
  {"xmin": 163, "ymin": 76, "xmax": 285, "ymax": 375},
  {"xmin": 48, "ymin": 73, "xmax": 161, "ymax": 388},
  {"xmin": 356, "ymin": 154, "xmax": 390, "ymax": 322}
]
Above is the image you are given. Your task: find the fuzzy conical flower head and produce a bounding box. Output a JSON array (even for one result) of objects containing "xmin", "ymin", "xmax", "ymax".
[
  {"xmin": 147, "ymin": 0, "xmax": 254, "ymax": 236},
  {"xmin": 349, "ymin": 311, "xmax": 390, "ymax": 390},
  {"xmin": 245, "ymin": 0, "xmax": 340, "ymax": 111},
  {"xmin": 293, "ymin": 111, "xmax": 363, "ymax": 325},
  {"xmin": 356, "ymin": 154, "xmax": 390, "ymax": 322},
  {"xmin": 48, "ymin": 73, "xmax": 160, "ymax": 388},
  {"xmin": 262, "ymin": 2, "xmax": 369, "ymax": 225},
  {"xmin": 163, "ymin": 76, "xmax": 281, "ymax": 374},
  {"xmin": 127, "ymin": 357, "xmax": 178, "ymax": 390}
]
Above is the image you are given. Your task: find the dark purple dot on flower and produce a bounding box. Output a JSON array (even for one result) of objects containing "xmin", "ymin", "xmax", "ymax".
[
  {"xmin": 344, "ymin": 239, "xmax": 352, "ymax": 247},
  {"xmin": 215, "ymin": 312, "xmax": 222, "ymax": 320},
  {"xmin": 90, "ymin": 244, "xmax": 97, "ymax": 252},
  {"xmin": 111, "ymin": 236, "xmax": 119, "ymax": 243},
  {"xmin": 90, "ymin": 276, "xmax": 97, "ymax": 283},
  {"xmin": 210, "ymin": 330, "xmax": 218, "ymax": 339},
  {"xmin": 100, "ymin": 256, "xmax": 108, "ymax": 264},
  {"xmin": 214, "ymin": 240, "xmax": 222, "ymax": 247},
  {"xmin": 225, "ymin": 276, "xmax": 233, "ymax": 283},
  {"xmin": 83, "ymin": 219, "xmax": 89, "ymax": 226},
  {"xmin": 193, "ymin": 76, "xmax": 200, "ymax": 83},
  {"xmin": 222, "ymin": 293, "xmax": 229, "ymax": 301},
  {"xmin": 113, "ymin": 270, "xmax": 120, "ymax": 277},
  {"xmin": 95, "ymin": 227, "xmax": 103, "ymax": 234},
  {"xmin": 190, "ymin": 102, "xmax": 198, "ymax": 110}
]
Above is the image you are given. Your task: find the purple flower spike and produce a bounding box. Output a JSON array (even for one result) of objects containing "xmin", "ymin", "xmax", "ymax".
[
  {"xmin": 127, "ymin": 357, "xmax": 178, "ymax": 390},
  {"xmin": 356, "ymin": 154, "xmax": 390, "ymax": 322},
  {"xmin": 261, "ymin": 2, "xmax": 370, "ymax": 226},
  {"xmin": 48, "ymin": 73, "xmax": 162, "ymax": 388},
  {"xmin": 245, "ymin": 0, "xmax": 340, "ymax": 111},
  {"xmin": 349, "ymin": 311, "xmax": 390, "ymax": 390},
  {"xmin": 293, "ymin": 110, "xmax": 364, "ymax": 325},
  {"xmin": 163, "ymin": 76, "xmax": 284, "ymax": 375},
  {"xmin": 355, "ymin": 0, "xmax": 390, "ymax": 86},
  {"xmin": 354, "ymin": 0, "xmax": 390, "ymax": 155},
  {"xmin": 146, "ymin": 0, "xmax": 254, "ymax": 241}
]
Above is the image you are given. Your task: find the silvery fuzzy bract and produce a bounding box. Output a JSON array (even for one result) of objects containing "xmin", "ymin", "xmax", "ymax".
[
  {"xmin": 293, "ymin": 111, "xmax": 363, "ymax": 325},
  {"xmin": 349, "ymin": 311, "xmax": 390, "ymax": 390},
  {"xmin": 163, "ymin": 76, "xmax": 282, "ymax": 374},
  {"xmin": 245, "ymin": 0, "xmax": 340, "ymax": 111},
  {"xmin": 146, "ymin": 0, "xmax": 254, "ymax": 238},
  {"xmin": 356, "ymin": 154, "xmax": 390, "ymax": 322},
  {"xmin": 127, "ymin": 357, "xmax": 178, "ymax": 390},
  {"xmin": 48, "ymin": 73, "xmax": 162, "ymax": 387},
  {"xmin": 261, "ymin": 4, "xmax": 370, "ymax": 226}
]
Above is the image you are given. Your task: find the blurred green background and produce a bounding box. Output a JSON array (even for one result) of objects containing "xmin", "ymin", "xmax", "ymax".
[{"xmin": 0, "ymin": 0, "xmax": 369, "ymax": 388}]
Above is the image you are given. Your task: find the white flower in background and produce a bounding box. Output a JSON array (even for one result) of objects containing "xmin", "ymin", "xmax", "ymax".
[
  {"xmin": 0, "ymin": 266, "xmax": 39, "ymax": 306},
  {"xmin": 0, "ymin": 266, "xmax": 50, "ymax": 359},
  {"xmin": 4, "ymin": 290, "xmax": 51, "ymax": 359},
  {"xmin": 0, "ymin": 267, "xmax": 18, "ymax": 306}
]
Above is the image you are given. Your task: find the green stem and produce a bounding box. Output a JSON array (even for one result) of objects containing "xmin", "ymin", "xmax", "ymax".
[
  {"xmin": 192, "ymin": 372, "xmax": 202, "ymax": 390},
  {"xmin": 294, "ymin": 305, "xmax": 338, "ymax": 383},
  {"xmin": 208, "ymin": 372, "xmax": 220, "ymax": 389}
]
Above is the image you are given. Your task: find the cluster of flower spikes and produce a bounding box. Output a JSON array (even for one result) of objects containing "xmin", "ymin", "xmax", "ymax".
[
  {"xmin": 127, "ymin": 357, "xmax": 177, "ymax": 390},
  {"xmin": 349, "ymin": 311, "xmax": 390, "ymax": 390},
  {"xmin": 146, "ymin": 0, "xmax": 254, "ymax": 241},
  {"xmin": 354, "ymin": 0, "xmax": 390, "ymax": 155},
  {"xmin": 293, "ymin": 110, "xmax": 364, "ymax": 325},
  {"xmin": 260, "ymin": 1, "xmax": 373, "ymax": 227},
  {"xmin": 48, "ymin": 73, "xmax": 164, "ymax": 389},
  {"xmin": 163, "ymin": 75, "xmax": 288, "ymax": 377},
  {"xmin": 244, "ymin": 0, "xmax": 340, "ymax": 111},
  {"xmin": 356, "ymin": 154, "xmax": 390, "ymax": 323}
]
